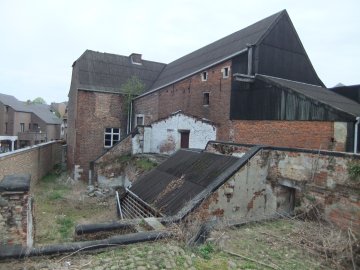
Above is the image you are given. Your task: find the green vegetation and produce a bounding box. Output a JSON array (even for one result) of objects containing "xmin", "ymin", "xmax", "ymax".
[
  {"xmin": 135, "ymin": 158, "xmax": 157, "ymax": 171},
  {"xmin": 56, "ymin": 216, "xmax": 75, "ymax": 238},
  {"xmin": 348, "ymin": 161, "xmax": 360, "ymax": 180},
  {"xmin": 32, "ymin": 171, "xmax": 116, "ymax": 244},
  {"xmin": 121, "ymin": 75, "xmax": 145, "ymax": 115},
  {"xmin": 197, "ymin": 242, "xmax": 215, "ymax": 260}
]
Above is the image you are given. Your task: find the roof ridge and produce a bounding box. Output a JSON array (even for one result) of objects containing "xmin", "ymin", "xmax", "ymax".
[
  {"xmin": 256, "ymin": 74, "xmax": 324, "ymax": 88},
  {"xmin": 254, "ymin": 9, "xmax": 287, "ymax": 45}
]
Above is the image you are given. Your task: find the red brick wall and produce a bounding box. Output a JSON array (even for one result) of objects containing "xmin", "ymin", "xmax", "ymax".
[
  {"xmin": 134, "ymin": 60, "xmax": 232, "ymax": 140},
  {"xmin": 75, "ymin": 90, "xmax": 126, "ymax": 180},
  {"xmin": 229, "ymin": 120, "xmax": 342, "ymax": 151}
]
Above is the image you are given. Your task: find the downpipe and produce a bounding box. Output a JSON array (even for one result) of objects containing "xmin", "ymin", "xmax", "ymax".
[{"xmin": 354, "ymin": 117, "xmax": 360, "ymax": 153}]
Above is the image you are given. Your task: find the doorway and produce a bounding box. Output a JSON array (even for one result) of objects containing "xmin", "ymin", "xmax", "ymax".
[{"xmin": 179, "ymin": 130, "xmax": 190, "ymax": 148}]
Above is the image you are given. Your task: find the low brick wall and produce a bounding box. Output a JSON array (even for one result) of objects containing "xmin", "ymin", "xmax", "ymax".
[
  {"xmin": 0, "ymin": 141, "xmax": 63, "ymax": 184},
  {"xmin": 0, "ymin": 174, "xmax": 32, "ymax": 247}
]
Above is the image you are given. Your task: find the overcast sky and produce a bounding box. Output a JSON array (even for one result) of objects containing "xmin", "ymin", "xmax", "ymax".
[{"xmin": 0, "ymin": 0, "xmax": 359, "ymax": 104}]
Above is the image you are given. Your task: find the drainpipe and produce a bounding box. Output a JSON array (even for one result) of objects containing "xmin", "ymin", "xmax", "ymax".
[
  {"xmin": 354, "ymin": 117, "xmax": 360, "ymax": 153},
  {"xmin": 247, "ymin": 44, "xmax": 253, "ymax": 76},
  {"xmin": 129, "ymin": 100, "xmax": 133, "ymax": 133}
]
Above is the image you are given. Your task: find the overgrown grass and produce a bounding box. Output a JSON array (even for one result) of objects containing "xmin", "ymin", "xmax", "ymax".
[
  {"xmin": 56, "ymin": 216, "xmax": 75, "ymax": 239},
  {"xmin": 348, "ymin": 161, "xmax": 360, "ymax": 181},
  {"xmin": 135, "ymin": 158, "xmax": 157, "ymax": 171},
  {"xmin": 32, "ymin": 171, "xmax": 116, "ymax": 244}
]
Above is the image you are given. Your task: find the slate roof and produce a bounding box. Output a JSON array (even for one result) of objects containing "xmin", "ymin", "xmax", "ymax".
[
  {"xmin": 257, "ymin": 75, "xmax": 360, "ymax": 118},
  {"xmin": 0, "ymin": 93, "xmax": 61, "ymax": 125},
  {"xmin": 141, "ymin": 10, "xmax": 285, "ymax": 96},
  {"xmin": 0, "ymin": 93, "xmax": 31, "ymax": 112},
  {"xmin": 75, "ymin": 50, "xmax": 166, "ymax": 93},
  {"xmin": 129, "ymin": 149, "xmax": 241, "ymax": 217},
  {"xmin": 28, "ymin": 103, "xmax": 62, "ymax": 125}
]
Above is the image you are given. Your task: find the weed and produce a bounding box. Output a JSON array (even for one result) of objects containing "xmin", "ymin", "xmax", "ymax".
[
  {"xmin": 198, "ymin": 242, "xmax": 215, "ymax": 260},
  {"xmin": 348, "ymin": 161, "xmax": 360, "ymax": 180},
  {"xmin": 56, "ymin": 216, "xmax": 74, "ymax": 239},
  {"xmin": 40, "ymin": 172, "xmax": 58, "ymax": 183},
  {"xmin": 305, "ymin": 194, "xmax": 316, "ymax": 202},
  {"xmin": 136, "ymin": 158, "xmax": 157, "ymax": 171},
  {"xmin": 176, "ymin": 256, "xmax": 186, "ymax": 266},
  {"xmin": 47, "ymin": 191, "xmax": 63, "ymax": 201}
]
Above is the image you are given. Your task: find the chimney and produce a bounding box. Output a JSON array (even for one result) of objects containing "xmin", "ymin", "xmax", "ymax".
[{"xmin": 129, "ymin": 53, "xmax": 142, "ymax": 65}]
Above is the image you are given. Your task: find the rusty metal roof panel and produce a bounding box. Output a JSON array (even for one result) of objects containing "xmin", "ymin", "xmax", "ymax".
[{"xmin": 130, "ymin": 149, "xmax": 240, "ymax": 216}]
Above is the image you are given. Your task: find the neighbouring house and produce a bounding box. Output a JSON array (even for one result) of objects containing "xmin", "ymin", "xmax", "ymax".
[
  {"xmin": 67, "ymin": 9, "xmax": 360, "ymax": 181},
  {"xmin": 0, "ymin": 93, "xmax": 62, "ymax": 152},
  {"xmin": 51, "ymin": 101, "xmax": 68, "ymax": 141}
]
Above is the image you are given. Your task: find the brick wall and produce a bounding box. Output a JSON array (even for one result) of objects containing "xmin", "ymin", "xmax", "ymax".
[
  {"xmin": 134, "ymin": 60, "xmax": 232, "ymax": 140},
  {"xmin": 74, "ymin": 90, "xmax": 127, "ymax": 181},
  {"xmin": 0, "ymin": 191, "xmax": 30, "ymax": 246},
  {"xmin": 0, "ymin": 141, "xmax": 62, "ymax": 184},
  {"xmin": 229, "ymin": 120, "xmax": 344, "ymax": 151}
]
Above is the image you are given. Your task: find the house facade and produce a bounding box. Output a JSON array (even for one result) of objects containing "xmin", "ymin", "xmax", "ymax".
[
  {"xmin": 0, "ymin": 93, "xmax": 61, "ymax": 152},
  {"xmin": 67, "ymin": 10, "xmax": 360, "ymax": 181}
]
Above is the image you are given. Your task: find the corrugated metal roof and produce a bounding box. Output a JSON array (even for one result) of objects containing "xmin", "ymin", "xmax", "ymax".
[
  {"xmin": 257, "ymin": 75, "xmax": 360, "ymax": 118},
  {"xmin": 76, "ymin": 50, "xmax": 166, "ymax": 93},
  {"xmin": 129, "ymin": 149, "xmax": 240, "ymax": 217},
  {"xmin": 146, "ymin": 10, "xmax": 285, "ymax": 94}
]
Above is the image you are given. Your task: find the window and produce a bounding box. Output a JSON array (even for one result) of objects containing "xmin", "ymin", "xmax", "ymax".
[
  {"xmin": 135, "ymin": 114, "xmax": 144, "ymax": 126},
  {"xmin": 29, "ymin": 123, "xmax": 31, "ymax": 130},
  {"xmin": 33, "ymin": 123, "xmax": 38, "ymax": 131},
  {"xmin": 222, "ymin": 67, "xmax": 230, "ymax": 78},
  {"xmin": 201, "ymin": 71, "xmax": 208, "ymax": 81},
  {"xmin": 5, "ymin": 122, "xmax": 8, "ymax": 133},
  {"xmin": 20, "ymin": 123, "xmax": 25, "ymax": 132},
  {"xmin": 104, "ymin": 128, "xmax": 120, "ymax": 148},
  {"xmin": 203, "ymin": 92, "xmax": 210, "ymax": 106},
  {"xmin": 5, "ymin": 106, "xmax": 9, "ymax": 112}
]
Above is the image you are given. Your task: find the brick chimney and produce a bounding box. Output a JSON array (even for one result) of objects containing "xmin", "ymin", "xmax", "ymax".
[{"xmin": 129, "ymin": 53, "xmax": 142, "ymax": 65}]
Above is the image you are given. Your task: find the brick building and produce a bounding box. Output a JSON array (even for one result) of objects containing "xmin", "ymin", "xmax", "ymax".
[
  {"xmin": 67, "ymin": 10, "xmax": 360, "ymax": 181},
  {"xmin": 0, "ymin": 93, "xmax": 61, "ymax": 152}
]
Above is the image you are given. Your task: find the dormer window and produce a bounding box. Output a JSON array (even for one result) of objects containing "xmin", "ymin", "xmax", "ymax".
[
  {"xmin": 201, "ymin": 71, "xmax": 208, "ymax": 81},
  {"xmin": 222, "ymin": 67, "xmax": 230, "ymax": 78}
]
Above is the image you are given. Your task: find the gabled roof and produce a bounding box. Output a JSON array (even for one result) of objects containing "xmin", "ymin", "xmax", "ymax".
[
  {"xmin": 129, "ymin": 149, "xmax": 241, "ymax": 217},
  {"xmin": 140, "ymin": 10, "xmax": 286, "ymax": 97},
  {"xmin": 0, "ymin": 93, "xmax": 61, "ymax": 125},
  {"xmin": 0, "ymin": 93, "xmax": 31, "ymax": 112},
  {"xmin": 257, "ymin": 75, "xmax": 360, "ymax": 118},
  {"xmin": 75, "ymin": 50, "xmax": 166, "ymax": 94},
  {"xmin": 28, "ymin": 103, "xmax": 62, "ymax": 125}
]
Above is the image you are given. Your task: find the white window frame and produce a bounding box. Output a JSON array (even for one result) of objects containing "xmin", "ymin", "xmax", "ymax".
[
  {"xmin": 201, "ymin": 71, "xmax": 208, "ymax": 81},
  {"xmin": 135, "ymin": 114, "xmax": 145, "ymax": 126},
  {"xmin": 104, "ymin": 127, "xmax": 120, "ymax": 148},
  {"xmin": 221, "ymin": 66, "xmax": 230, "ymax": 78}
]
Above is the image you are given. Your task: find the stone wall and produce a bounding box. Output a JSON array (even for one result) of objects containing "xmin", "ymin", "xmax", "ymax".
[
  {"xmin": 204, "ymin": 142, "xmax": 360, "ymax": 232},
  {"xmin": 0, "ymin": 141, "xmax": 62, "ymax": 184}
]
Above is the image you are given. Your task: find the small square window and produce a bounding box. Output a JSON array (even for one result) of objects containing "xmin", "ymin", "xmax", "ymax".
[
  {"xmin": 203, "ymin": 93, "xmax": 210, "ymax": 106},
  {"xmin": 201, "ymin": 71, "xmax": 208, "ymax": 81},
  {"xmin": 135, "ymin": 114, "xmax": 144, "ymax": 126},
  {"xmin": 222, "ymin": 67, "xmax": 230, "ymax": 78}
]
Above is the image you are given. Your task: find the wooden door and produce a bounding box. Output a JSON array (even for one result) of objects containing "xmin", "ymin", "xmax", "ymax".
[{"xmin": 180, "ymin": 131, "xmax": 190, "ymax": 148}]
